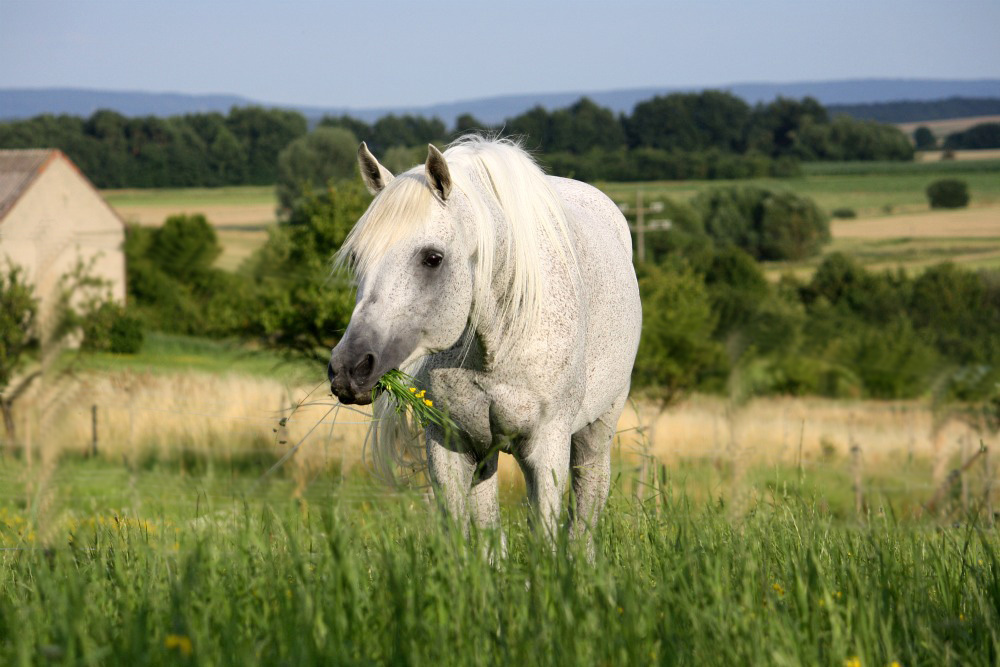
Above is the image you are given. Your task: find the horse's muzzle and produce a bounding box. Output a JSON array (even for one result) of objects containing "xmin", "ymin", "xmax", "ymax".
[{"xmin": 327, "ymin": 352, "xmax": 377, "ymax": 405}]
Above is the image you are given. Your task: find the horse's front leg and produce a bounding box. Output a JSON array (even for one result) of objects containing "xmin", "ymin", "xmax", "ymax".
[
  {"xmin": 469, "ymin": 450, "xmax": 507, "ymax": 558},
  {"xmin": 426, "ymin": 425, "xmax": 476, "ymax": 531},
  {"xmin": 517, "ymin": 422, "xmax": 572, "ymax": 542}
]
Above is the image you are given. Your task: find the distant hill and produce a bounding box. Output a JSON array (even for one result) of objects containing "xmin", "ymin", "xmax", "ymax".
[
  {"xmin": 827, "ymin": 97, "xmax": 1000, "ymax": 123},
  {"xmin": 4, "ymin": 78, "xmax": 1000, "ymax": 125},
  {"xmin": 0, "ymin": 88, "xmax": 256, "ymax": 120}
]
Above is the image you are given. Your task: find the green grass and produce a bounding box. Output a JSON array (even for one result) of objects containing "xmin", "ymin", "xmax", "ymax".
[
  {"xmin": 64, "ymin": 332, "xmax": 315, "ymax": 384},
  {"xmin": 1, "ymin": 455, "xmax": 997, "ymax": 665},
  {"xmin": 598, "ymin": 167, "xmax": 1000, "ymax": 219},
  {"xmin": 101, "ymin": 185, "xmax": 277, "ymax": 208}
]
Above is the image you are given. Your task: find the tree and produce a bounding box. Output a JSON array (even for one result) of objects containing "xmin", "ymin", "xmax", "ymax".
[
  {"xmin": 453, "ymin": 113, "xmax": 490, "ymax": 136},
  {"xmin": 147, "ymin": 214, "xmax": 222, "ymax": 284},
  {"xmin": 276, "ymin": 126, "xmax": 359, "ymax": 213},
  {"xmin": 914, "ymin": 126, "xmax": 937, "ymax": 150},
  {"xmin": 547, "ymin": 98, "xmax": 626, "ymax": 153},
  {"xmin": 693, "ymin": 186, "xmax": 830, "ymax": 261},
  {"xmin": 926, "ymin": 179, "xmax": 970, "ymax": 209},
  {"xmin": 632, "ymin": 262, "xmax": 721, "ymax": 409},
  {"xmin": 226, "ymin": 107, "xmax": 308, "ymax": 184},
  {"xmin": 0, "ymin": 265, "xmax": 37, "ymax": 440},
  {"xmin": 944, "ymin": 122, "xmax": 1000, "ymax": 150},
  {"xmin": 246, "ymin": 181, "xmax": 372, "ymax": 361},
  {"xmin": 381, "ymin": 145, "xmax": 424, "ymax": 174},
  {"xmin": 747, "ymin": 96, "xmax": 828, "ymax": 157},
  {"xmin": 626, "ymin": 91, "xmax": 750, "ymax": 152}
]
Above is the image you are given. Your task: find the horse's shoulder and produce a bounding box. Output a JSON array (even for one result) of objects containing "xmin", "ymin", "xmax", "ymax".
[{"xmin": 546, "ymin": 176, "xmax": 631, "ymax": 254}]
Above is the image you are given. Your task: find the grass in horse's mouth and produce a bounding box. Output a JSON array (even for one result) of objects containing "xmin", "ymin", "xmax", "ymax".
[{"xmin": 373, "ymin": 369, "xmax": 456, "ymax": 430}]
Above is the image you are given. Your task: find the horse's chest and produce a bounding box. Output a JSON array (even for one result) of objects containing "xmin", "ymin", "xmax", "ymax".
[{"xmin": 428, "ymin": 368, "xmax": 545, "ymax": 453}]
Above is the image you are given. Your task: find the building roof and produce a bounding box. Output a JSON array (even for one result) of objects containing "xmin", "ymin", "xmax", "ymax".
[
  {"xmin": 0, "ymin": 149, "xmax": 59, "ymax": 221},
  {"xmin": 0, "ymin": 148, "xmax": 123, "ymax": 227}
]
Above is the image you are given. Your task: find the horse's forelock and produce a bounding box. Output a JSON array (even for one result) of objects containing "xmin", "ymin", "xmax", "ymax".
[{"xmin": 337, "ymin": 171, "xmax": 434, "ymax": 279}]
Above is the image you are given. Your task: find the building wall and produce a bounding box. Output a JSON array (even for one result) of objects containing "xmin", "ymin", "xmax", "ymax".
[{"xmin": 0, "ymin": 156, "xmax": 125, "ymax": 323}]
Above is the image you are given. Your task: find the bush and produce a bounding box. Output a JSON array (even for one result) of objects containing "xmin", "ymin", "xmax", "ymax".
[
  {"xmin": 109, "ymin": 310, "xmax": 144, "ymax": 354},
  {"xmin": 831, "ymin": 207, "xmax": 856, "ymax": 219},
  {"xmin": 276, "ymin": 127, "xmax": 359, "ymax": 213},
  {"xmin": 926, "ymin": 179, "xmax": 970, "ymax": 209},
  {"xmin": 78, "ymin": 301, "xmax": 143, "ymax": 354},
  {"xmin": 0, "ymin": 264, "xmax": 37, "ymax": 394},
  {"xmin": 913, "ymin": 126, "xmax": 937, "ymax": 150},
  {"xmin": 632, "ymin": 262, "xmax": 722, "ymax": 407},
  {"xmin": 693, "ymin": 186, "xmax": 830, "ymax": 261}
]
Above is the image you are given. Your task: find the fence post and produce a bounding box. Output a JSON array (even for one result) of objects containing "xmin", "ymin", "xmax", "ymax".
[
  {"xmin": 961, "ymin": 434, "xmax": 970, "ymax": 513},
  {"xmin": 851, "ymin": 445, "xmax": 863, "ymax": 519},
  {"xmin": 91, "ymin": 404, "xmax": 98, "ymax": 457},
  {"xmin": 982, "ymin": 442, "xmax": 994, "ymax": 525}
]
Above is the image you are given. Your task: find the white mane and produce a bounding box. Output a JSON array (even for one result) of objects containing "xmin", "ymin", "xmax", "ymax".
[{"xmin": 338, "ymin": 135, "xmax": 576, "ymax": 363}]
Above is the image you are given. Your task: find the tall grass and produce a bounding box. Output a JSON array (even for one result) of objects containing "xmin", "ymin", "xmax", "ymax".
[{"xmin": 1, "ymin": 473, "xmax": 998, "ymax": 666}]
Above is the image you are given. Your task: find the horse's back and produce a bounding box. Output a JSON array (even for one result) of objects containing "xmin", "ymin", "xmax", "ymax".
[{"xmin": 548, "ymin": 176, "xmax": 641, "ymax": 432}]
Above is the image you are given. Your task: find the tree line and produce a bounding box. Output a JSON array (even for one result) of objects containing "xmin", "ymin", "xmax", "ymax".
[
  {"xmin": 828, "ymin": 97, "xmax": 1000, "ymax": 123},
  {"xmin": 0, "ymin": 91, "xmax": 916, "ymax": 189}
]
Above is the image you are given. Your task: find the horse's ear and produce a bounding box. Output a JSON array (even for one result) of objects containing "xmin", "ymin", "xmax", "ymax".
[
  {"xmin": 357, "ymin": 142, "xmax": 394, "ymax": 195},
  {"xmin": 425, "ymin": 144, "xmax": 452, "ymax": 201}
]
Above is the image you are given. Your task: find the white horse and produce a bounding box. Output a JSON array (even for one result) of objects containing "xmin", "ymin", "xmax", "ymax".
[{"xmin": 328, "ymin": 136, "xmax": 641, "ymax": 548}]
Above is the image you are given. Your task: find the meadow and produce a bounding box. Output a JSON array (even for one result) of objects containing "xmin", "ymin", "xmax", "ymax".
[
  {"xmin": 4, "ymin": 337, "xmax": 998, "ymax": 665},
  {"xmin": 2, "ymin": 451, "xmax": 999, "ymax": 666},
  {"xmin": 2, "ymin": 159, "xmax": 993, "ymax": 665}
]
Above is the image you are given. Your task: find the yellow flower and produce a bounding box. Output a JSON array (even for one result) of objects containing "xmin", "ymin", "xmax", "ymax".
[
  {"xmin": 844, "ymin": 657, "xmax": 861, "ymax": 667},
  {"xmin": 888, "ymin": 661, "xmax": 902, "ymax": 667},
  {"xmin": 772, "ymin": 583, "xmax": 785, "ymax": 596},
  {"xmin": 165, "ymin": 634, "xmax": 193, "ymax": 657},
  {"xmin": 408, "ymin": 387, "xmax": 417, "ymax": 393},
  {"xmin": 424, "ymin": 399, "xmax": 433, "ymax": 407},
  {"xmin": 417, "ymin": 390, "xmax": 426, "ymax": 398}
]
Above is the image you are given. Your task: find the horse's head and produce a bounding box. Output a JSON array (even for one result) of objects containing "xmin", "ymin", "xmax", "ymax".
[{"xmin": 328, "ymin": 143, "xmax": 474, "ymax": 404}]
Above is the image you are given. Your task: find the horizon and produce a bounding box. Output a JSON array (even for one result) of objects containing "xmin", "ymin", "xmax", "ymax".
[
  {"xmin": 3, "ymin": 0, "xmax": 999, "ymax": 109},
  {"xmin": 5, "ymin": 76, "xmax": 1000, "ymax": 113}
]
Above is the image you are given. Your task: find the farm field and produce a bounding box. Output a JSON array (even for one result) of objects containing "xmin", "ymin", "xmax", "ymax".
[
  {"xmin": 104, "ymin": 186, "xmax": 277, "ymax": 271},
  {"xmin": 896, "ymin": 114, "xmax": 1000, "ymax": 141},
  {"xmin": 101, "ymin": 160, "xmax": 1000, "ymax": 275}
]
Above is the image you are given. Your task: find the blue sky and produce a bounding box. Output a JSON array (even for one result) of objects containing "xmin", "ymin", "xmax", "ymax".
[{"xmin": 2, "ymin": 0, "xmax": 999, "ymax": 108}]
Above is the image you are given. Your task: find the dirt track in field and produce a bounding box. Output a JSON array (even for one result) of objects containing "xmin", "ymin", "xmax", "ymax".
[{"xmin": 832, "ymin": 205, "xmax": 1000, "ymax": 239}]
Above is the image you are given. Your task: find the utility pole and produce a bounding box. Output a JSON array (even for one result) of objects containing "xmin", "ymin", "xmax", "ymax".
[{"xmin": 618, "ymin": 189, "xmax": 671, "ymax": 263}]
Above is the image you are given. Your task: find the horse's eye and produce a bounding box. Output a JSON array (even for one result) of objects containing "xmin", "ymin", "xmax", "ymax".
[{"xmin": 422, "ymin": 251, "xmax": 444, "ymax": 268}]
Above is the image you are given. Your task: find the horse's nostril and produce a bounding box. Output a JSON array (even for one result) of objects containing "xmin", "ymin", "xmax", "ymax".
[{"xmin": 352, "ymin": 353, "xmax": 375, "ymax": 381}]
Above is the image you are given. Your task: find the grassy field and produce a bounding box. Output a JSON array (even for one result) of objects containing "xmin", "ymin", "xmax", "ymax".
[
  {"xmin": 1, "ymin": 454, "xmax": 998, "ymax": 665},
  {"xmin": 6, "ymin": 323, "xmax": 1000, "ymax": 665},
  {"xmin": 599, "ymin": 159, "xmax": 1000, "ymax": 218},
  {"xmin": 100, "ymin": 160, "xmax": 1000, "ymax": 275}
]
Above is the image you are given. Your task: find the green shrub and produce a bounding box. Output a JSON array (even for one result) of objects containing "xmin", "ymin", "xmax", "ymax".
[
  {"xmin": 693, "ymin": 186, "xmax": 830, "ymax": 261},
  {"xmin": 831, "ymin": 207, "xmax": 856, "ymax": 219},
  {"xmin": 109, "ymin": 310, "xmax": 144, "ymax": 354},
  {"xmin": 79, "ymin": 301, "xmax": 143, "ymax": 354},
  {"xmin": 926, "ymin": 179, "xmax": 970, "ymax": 209}
]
